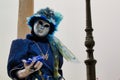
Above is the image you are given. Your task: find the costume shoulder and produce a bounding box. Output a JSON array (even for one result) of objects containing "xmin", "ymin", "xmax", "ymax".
[
  {"xmin": 8, "ymin": 38, "xmax": 32, "ymax": 64},
  {"xmin": 12, "ymin": 38, "xmax": 31, "ymax": 45},
  {"xmin": 10, "ymin": 39, "xmax": 29, "ymax": 53}
]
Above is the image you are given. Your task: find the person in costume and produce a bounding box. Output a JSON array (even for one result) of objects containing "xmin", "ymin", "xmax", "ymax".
[{"xmin": 7, "ymin": 7, "xmax": 78, "ymax": 80}]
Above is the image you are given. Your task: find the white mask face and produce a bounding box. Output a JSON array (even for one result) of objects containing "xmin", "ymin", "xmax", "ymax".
[{"xmin": 33, "ymin": 20, "xmax": 50, "ymax": 37}]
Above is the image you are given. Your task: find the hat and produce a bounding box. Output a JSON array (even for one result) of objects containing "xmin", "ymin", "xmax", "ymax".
[{"xmin": 27, "ymin": 7, "xmax": 63, "ymax": 29}]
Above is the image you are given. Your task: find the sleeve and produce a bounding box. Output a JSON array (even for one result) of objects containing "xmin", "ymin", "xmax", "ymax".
[{"xmin": 7, "ymin": 39, "xmax": 29, "ymax": 80}]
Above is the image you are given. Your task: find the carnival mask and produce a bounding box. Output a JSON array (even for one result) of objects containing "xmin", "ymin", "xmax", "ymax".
[{"xmin": 33, "ymin": 20, "xmax": 50, "ymax": 37}]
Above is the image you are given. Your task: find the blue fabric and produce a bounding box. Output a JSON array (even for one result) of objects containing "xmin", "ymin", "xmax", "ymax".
[{"xmin": 7, "ymin": 34, "xmax": 63, "ymax": 80}]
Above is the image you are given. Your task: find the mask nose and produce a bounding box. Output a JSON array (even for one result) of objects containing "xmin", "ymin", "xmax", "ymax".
[{"xmin": 39, "ymin": 25, "xmax": 44, "ymax": 30}]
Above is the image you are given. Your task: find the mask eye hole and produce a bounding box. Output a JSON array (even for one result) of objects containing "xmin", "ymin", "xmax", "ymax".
[
  {"xmin": 38, "ymin": 21, "xmax": 43, "ymax": 25},
  {"xmin": 44, "ymin": 24, "xmax": 50, "ymax": 28}
]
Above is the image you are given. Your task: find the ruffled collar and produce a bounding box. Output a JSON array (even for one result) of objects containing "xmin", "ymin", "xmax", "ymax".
[{"xmin": 26, "ymin": 34, "xmax": 49, "ymax": 43}]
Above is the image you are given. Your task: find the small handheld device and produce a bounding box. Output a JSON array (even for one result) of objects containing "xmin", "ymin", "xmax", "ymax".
[{"xmin": 26, "ymin": 55, "xmax": 44, "ymax": 64}]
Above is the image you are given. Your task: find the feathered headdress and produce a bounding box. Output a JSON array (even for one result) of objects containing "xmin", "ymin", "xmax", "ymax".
[{"xmin": 27, "ymin": 7, "xmax": 63, "ymax": 29}]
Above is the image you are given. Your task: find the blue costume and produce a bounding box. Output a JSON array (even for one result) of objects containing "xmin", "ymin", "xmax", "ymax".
[
  {"xmin": 7, "ymin": 34, "xmax": 63, "ymax": 80},
  {"xmin": 7, "ymin": 7, "xmax": 78, "ymax": 80}
]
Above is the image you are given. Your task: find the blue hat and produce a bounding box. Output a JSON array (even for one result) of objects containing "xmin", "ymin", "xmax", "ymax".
[{"xmin": 27, "ymin": 7, "xmax": 63, "ymax": 29}]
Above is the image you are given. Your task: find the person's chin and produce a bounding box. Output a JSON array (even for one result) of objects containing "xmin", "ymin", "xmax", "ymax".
[{"xmin": 37, "ymin": 34, "xmax": 47, "ymax": 37}]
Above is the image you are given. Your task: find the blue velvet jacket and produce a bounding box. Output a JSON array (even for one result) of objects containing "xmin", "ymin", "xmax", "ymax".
[{"xmin": 7, "ymin": 34, "xmax": 63, "ymax": 80}]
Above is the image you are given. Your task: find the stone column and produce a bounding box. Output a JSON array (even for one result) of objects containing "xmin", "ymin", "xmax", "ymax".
[{"xmin": 17, "ymin": 0, "xmax": 34, "ymax": 38}]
